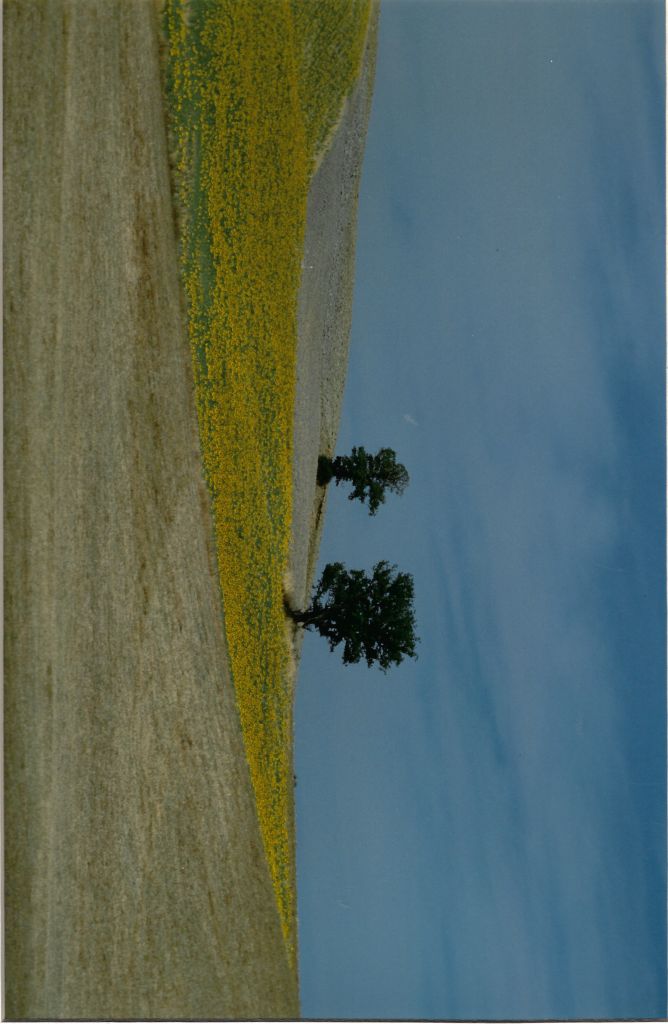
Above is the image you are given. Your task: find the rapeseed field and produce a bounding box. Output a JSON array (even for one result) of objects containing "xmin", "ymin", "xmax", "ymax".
[{"xmin": 163, "ymin": 0, "xmax": 372, "ymax": 967}]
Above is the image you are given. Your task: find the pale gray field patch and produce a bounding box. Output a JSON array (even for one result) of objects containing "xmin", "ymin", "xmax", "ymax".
[{"xmin": 289, "ymin": 5, "xmax": 379, "ymax": 623}]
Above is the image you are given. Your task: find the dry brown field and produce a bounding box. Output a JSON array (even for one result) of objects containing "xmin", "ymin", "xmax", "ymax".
[{"xmin": 4, "ymin": 1, "xmax": 297, "ymax": 1016}]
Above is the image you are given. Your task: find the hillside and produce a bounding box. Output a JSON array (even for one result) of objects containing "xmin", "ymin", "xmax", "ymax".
[{"xmin": 4, "ymin": 0, "xmax": 377, "ymax": 1017}]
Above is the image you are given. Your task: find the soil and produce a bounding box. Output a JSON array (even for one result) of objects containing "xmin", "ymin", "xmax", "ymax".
[{"xmin": 4, "ymin": 1, "xmax": 298, "ymax": 1017}]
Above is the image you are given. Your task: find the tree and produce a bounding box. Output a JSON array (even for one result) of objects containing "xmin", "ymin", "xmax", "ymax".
[
  {"xmin": 317, "ymin": 446, "xmax": 409, "ymax": 516},
  {"xmin": 287, "ymin": 561, "xmax": 419, "ymax": 671}
]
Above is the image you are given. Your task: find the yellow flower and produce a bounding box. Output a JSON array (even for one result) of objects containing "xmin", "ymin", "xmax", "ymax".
[{"xmin": 163, "ymin": 0, "xmax": 371, "ymax": 969}]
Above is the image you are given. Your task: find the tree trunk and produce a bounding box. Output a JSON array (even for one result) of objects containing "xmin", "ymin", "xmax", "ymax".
[
  {"xmin": 286, "ymin": 605, "xmax": 324, "ymax": 629},
  {"xmin": 316, "ymin": 455, "xmax": 335, "ymax": 487}
]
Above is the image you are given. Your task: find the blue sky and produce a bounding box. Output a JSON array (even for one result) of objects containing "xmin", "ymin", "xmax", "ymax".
[{"xmin": 294, "ymin": 1, "xmax": 666, "ymax": 1019}]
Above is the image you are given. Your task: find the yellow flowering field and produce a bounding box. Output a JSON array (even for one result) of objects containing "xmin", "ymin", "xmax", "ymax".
[
  {"xmin": 291, "ymin": 0, "xmax": 373, "ymax": 169},
  {"xmin": 163, "ymin": 0, "xmax": 372, "ymax": 965}
]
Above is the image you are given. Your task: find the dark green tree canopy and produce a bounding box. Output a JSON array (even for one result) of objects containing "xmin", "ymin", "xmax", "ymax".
[
  {"xmin": 317, "ymin": 446, "xmax": 409, "ymax": 515},
  {"xmin": 287, "ymin": 561, "xmax": 419, "ymax": 672}
]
